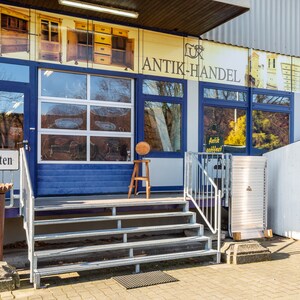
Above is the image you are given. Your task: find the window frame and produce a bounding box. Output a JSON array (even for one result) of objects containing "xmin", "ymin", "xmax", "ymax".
[
  {"xmin": 250, "ymin": 87, "xmax": 294, "ymax": 155},
  {"xmin": 200, "ymin": 82, "xmax": 249, "ymax": 155},
  {"xmin": 200, "ymin": 82, "xmax": 294, "ymax": 156},
  {"xmin": 138, "ymin": 75, "xmax": 187, "ymax": 158},
  {"xmin": 38, "ymin": 68, "xmax": 135, "ymax": 164}
]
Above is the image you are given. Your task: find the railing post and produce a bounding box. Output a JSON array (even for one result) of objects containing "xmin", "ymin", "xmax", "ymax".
[
  {"xmin": 184, "ymin": 152, "xmax": 187, "ymax": 201},
  {"xmin": 19, "ymin": 150, "xmax": 23, "ymax": 216},
  {"xmin": 217, "ymin": 189, "xmax": 222, "ymax": 263}
]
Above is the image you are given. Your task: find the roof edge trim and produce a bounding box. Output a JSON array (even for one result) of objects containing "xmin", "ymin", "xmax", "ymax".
[{"xmin": 213, "ymin": 0, "xmax": 250, "ymax": 9}]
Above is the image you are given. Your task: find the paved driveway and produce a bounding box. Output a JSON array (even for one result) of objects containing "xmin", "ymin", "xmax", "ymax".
[{"xmin": 1, "ymin": 236, "xmax": 300, "ymax": 299}]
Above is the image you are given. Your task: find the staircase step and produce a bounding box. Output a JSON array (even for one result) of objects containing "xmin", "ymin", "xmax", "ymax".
[
  {"xmin": 34, "ymin": 236, "xmax": 209, "ymax": 258},
  {"xmin": 34, "ymin": 223, "xmax": 202, "ymax": 241},
  {"xmin": 34, "ymin": 211, "xmax": 194, "ymax": 226},
  {"xmin": 35, "ymin": 249, "xmax": 218, "ymax": 277},
  {"xmin": 34, "ymin": 199, "xmax": 187, "ymax": 211}
]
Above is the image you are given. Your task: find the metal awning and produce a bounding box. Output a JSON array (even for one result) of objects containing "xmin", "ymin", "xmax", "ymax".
[{"xmin": 3, "ymin": 0, "xmax": 250, "ymax": 36}]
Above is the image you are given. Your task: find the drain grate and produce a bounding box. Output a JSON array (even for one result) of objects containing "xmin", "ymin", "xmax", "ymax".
[{"xmin": 113, "ymin": 271, "xmax": 178, "ymax": 289}]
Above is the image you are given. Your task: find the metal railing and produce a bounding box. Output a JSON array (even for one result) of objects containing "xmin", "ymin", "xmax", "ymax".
[
  {"xmin": 1, "ymin": 170, "xmax": 19, "ymax": 209},
  {"xmin": 19, "ymin": 147, "xmax": 35, "ymax": 283},
  {"xmin": 184, "ymin": 152, "xmax": 231, "ymax": 262}
]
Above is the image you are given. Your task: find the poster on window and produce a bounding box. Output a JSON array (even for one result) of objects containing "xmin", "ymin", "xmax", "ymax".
[{"xmin": 249, "ymin": 49, "xmax": 292, "ymax": 91}]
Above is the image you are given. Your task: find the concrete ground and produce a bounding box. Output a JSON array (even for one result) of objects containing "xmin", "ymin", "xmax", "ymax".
[{"xmin": 1, "ymin": 236, "xmax": 300, "ymax": 300}]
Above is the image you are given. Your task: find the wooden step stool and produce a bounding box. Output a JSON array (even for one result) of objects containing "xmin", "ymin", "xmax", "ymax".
[{"xmin": 128, "ymin": 142, "xmax": 151, "ymax": 199}]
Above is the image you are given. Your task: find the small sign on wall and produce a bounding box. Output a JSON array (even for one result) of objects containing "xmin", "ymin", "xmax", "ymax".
[{"xmin": 0, "ymin": 150, "xmax": 19, "ymax": 170}]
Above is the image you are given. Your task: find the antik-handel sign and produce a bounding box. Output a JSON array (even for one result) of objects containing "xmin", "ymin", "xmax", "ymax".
[
  {"xmin": 141, "ymin": 35, "xmax": 248, "ymax": 85},
  {"xmin": 142, "ymin": 57, "xmax": 241, "ymax": 82},
  {"xmin": 0, "ymin": 150, "xmax": 19, "ymax": 170}
]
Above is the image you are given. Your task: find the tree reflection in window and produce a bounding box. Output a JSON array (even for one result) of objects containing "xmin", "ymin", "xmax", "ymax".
[
  {"xmin": 41, "ymin": 70, "xmax": 87, "ymax": 99},
  {"xmin": 143, "ymin": 80, "xmax": 183, "ymax": 97},
  {"xmin": 144, "ymin": 101, "xmax": 181, "ymax": 152},
  {"xmin": 204, "ymin": 88, "xmax": 246, "ymax": 102},
  {"xmin": 253, "ymin": 94, "xmax": 290, "ymax": 106},
  {"xmin": 90, "ymin": 76, "xmax": 131, "ymax": 103},
  {"xmin": 0, "ymin": 91, "xmax": 24, "ymax": 149},
  {"xmin": 204, "ymin": 106, "xmax": 246, "ymax": 153},
  {"xmin": 252, "ymin": 110, "xmax": 289, "ymax": 152}
]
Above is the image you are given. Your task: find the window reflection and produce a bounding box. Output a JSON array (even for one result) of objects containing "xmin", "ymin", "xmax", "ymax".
[
  {"xmin": 90, "ymin": 136, "xmax": 131, "ymax": 161},
  {"xmin": 204, "ymin": 88, "xmax": 246, "ymax": 101},
  {"xmin": 41, "ymin": 103, "xmax": 87, "ymax": 130},
  {"xmin": 41, "ymin": 70, "xmax": 87, "ymax": 99},
  {"xmin": 252, "ymin": 110, "xmax": 289, "ymax": 153},
  {"xmin": 41, "ymin": 135, "xmax": 86, "ymax": 161},
  {"xmin": 253, "ymin": 94, "xmax": 290, "ymax": 106},
  {"xmin": 90, "ymin": 106, "xmax": 131, "ymax": 132},
  {"xmin": 204, "ymin": 106, "xmax": 246, "ymax": 153},
  {"xmin": 90, "ymin": 76, "xmax": 131, "ymax": 103},
  {"xmin": 0, "ymin": 91, "xmax": 24, "ymax": 149},
  {"xmin": 144, "ymin": 101, "xmax": 181, "ymax": 152},
  {"xmin": 143, "ymin": 80, "xmax": 183, "ymax": 97},
  {"xmin": 0, "ymin": 63, "xmax": 29, "ymax": 83}
]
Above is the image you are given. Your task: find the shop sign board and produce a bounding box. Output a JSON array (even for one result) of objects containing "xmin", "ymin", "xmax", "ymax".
[
  {"xmin": 0, "ymin": 150, "xmax": 19, "ymax": 170},
  {"xmin": 206, "ymin": 136, "xmax": 224, "ymax": 153},
  {"xmin": 0, "ymin": 3, "xmax": 297, "ymax": 91}
]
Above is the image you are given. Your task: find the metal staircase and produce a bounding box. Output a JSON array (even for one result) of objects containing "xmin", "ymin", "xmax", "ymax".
[{"xmin": 19, "ymin": 148, "xmax": 220, "ymax": 288}]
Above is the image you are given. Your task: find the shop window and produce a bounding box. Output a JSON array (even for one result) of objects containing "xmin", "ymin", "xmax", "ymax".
[
  {"xmin": 143, "ymin": 80, "xmax": 184, "ymax": 97},
  {"xmin": 0, "ymin": 63, "xmax": 29, "ymax": 83},
  {"xmin": 90, "ymin": 106, "xmax": 131, "ymax": 132},
  {"xmin": 41, "ymin": 103, "xmax": 87, "ymax": 130},
  {"xmin": 252, "ymin": 90, "xmax": 292, "ymax": 154},
  {"xmin": 39, "ymin": 69, "xmax": 134, "ymax": 162},
  {"xmin": 253, "ymin": 94, "xmax": 290, "ymax": 106},
  {"xmin": 144, "ymin": 101, "xmax": 181, "ymax": 152},
  {"xmin": 41, "ymin": 134, "xmax": 86, "ymax": 161},
  {"xmin": 41, "ymin": 70, "xmax": 87, "ymax": 99},
  {"xmin": 0, "ymin": 91, "xmax": 24, "ymax": 149},
  {"xmin": 90, "ymin": 76, "xmax": 131, "ymax": 103},
  {"xmin": 204, "ymin": 106, "xmax": 247, "ymax": 154},
  {"xmin": 141, "ymin": 78, "xmax": 185, "ymax": 156},
  {"xmin": 252, "ymin": 111, "xmax": 289, "ymax": 153},
  {"xmin": 201, "ymin": 83, "xmax": 293, "ymax": 155},
  {"xmin": 90, "ymin": 136, "xmax": 131, "ymax": 161},
  {"xmin": 203, "ymin": 88, "xmax": 246, "ymax": 102}
]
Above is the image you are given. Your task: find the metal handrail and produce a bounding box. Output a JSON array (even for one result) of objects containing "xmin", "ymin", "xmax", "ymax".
[
  {"xmin": 184, "ymin": 152, "xmax": 227, "ymax": 261},
  {"xmin": 19, "ymin": 147, "xmax": 35, "ymax": 283}
]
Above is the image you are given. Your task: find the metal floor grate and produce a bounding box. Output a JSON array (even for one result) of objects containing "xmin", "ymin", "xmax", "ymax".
[{"xmin": 113, "ymin": 271, "xmax": 178, "ymax": 289}]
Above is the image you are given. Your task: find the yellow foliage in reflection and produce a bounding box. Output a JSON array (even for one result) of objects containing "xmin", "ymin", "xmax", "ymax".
[{"xmin": 225, "ymin": 115, "xmax": 246, "ymax": 146}]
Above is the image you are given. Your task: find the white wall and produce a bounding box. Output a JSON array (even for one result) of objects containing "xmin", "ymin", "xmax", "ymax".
[
  {"xmin": 264, "ymin": 142, "xmax": 300, "ymax": 239},
  {"xmin": 187, "ymin": 80, "xmax": 199, "ymax": 152}
]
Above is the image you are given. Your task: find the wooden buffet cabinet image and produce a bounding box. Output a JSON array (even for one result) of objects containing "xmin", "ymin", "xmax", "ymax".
[
  {"xmin": 0, "ymin": 6, "xmax": 29, "ymax": 54},
  {"xmin": 38, "ymin": 14, "xmax": 62, "ymax": 62},
  {"xmin": 67, "ymin": 22, "xmax": 134, "ymax": 69}
]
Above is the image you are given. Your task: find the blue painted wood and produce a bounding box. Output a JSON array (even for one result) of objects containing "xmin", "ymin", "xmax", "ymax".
[{"xmin": 37, "ymin": 164, "xmax": 133, "ymax": 196}]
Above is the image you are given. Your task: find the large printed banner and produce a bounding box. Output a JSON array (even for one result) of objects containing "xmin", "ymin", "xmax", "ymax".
[
  {"xmin": 0, "ymin": 3, "xmax": 299, "ymax": 91},
  {"xmin": 249, "ymin": 50, "xmax": 293, "ymax": 91},
  {"xmin": 139, "ymin": 32, "xmax": 249, "ymax": 86}
]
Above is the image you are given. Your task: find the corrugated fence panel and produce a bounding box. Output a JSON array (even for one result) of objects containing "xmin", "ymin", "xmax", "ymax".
[
  {"xmin": 202, "ymin": 0, "xmax": 300, "ymax": 57},
  {"xmin": 37, "ymin": 164, "xmax": 133, "ymax": 196}
]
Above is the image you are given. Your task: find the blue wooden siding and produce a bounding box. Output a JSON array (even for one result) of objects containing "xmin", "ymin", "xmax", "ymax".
[{"xmin": 37, "ymin": 164, "xmax": 133, "ymax": 196}]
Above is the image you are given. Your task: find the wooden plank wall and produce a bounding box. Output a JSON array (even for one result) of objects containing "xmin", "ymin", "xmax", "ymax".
[{"xmin": 37, "ymin": 164, "xmax": 133, "ymax": 196}]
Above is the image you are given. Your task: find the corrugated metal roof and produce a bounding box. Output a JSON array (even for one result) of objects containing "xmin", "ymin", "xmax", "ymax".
[
  {"xmin": 202, "ymin": 0, "xmax": 300, "ymax": 57},
  {"xmin": 2, "ymin": 0, "xmax": 249, "ymax": 37}
]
